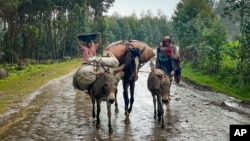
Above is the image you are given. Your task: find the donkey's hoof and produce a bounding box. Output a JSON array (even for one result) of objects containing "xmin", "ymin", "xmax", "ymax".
[
  {"xmin": 96, "ymin": 123, "xmax": 100, "ymax": 129},
  {"xmin": 124, "ymin": 117, "xmax": 131, "ymax": 124},
  {"xmin": 109, "ymin": 128, "xmax": 113, "ymax": 134},
  {"xmin": 115, "ymin": 108, "xmax": 119, "ymax": 113},
  {"xmin": 128, "ymin": 108, "xmax": 132, "ymax": 113}
]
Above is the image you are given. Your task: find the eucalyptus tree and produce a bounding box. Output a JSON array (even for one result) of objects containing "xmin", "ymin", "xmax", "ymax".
[
  {"xmin": 223, "ymin": 0, "xmax": 250, "ymax": 83},
  {"xmin": 153, "ymin": 11, "xmax": 171, "ymax": 46},
  {"xmin": 0, "ymin": 0, "xmax": 116, "ymax": 63},
  {"xmin": 116, "ymin": 18, "xmax": 132, "ymax": 41},
  {"xmin": 172, "ymin": 0, "xmax": 227, "ymax": 73},
  {"xmin": 123, "ymin": 13, "xmax": 139, "ymax": 39},
  {"xmin": 105, "ymin": 15, "xmax": 122, "ymax": 42},
  {"xmin": 150, "ymin": 18, "xmax": 161, "ymax": 46},
  {"xmin": 213, "ymin": 0, "xmax": 240, "ymax": 40}
]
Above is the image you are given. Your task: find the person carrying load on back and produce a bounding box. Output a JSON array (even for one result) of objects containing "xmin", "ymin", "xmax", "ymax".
[
  {"xmin": 171, "ymin": 38, "xmax": 181, "ymax": 84},
  {"xmin": 77, "ymin": 32, "xmax": 101, "ymax": 63},
  {"xmin": 156, "ymin": 36, "xmax": 178, "ymax": 77}
]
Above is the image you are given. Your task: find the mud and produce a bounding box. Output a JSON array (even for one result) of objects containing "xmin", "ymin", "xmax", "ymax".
[{"xmin": 0, "ymin": 62, "xmax": 250, "ymax": 141}]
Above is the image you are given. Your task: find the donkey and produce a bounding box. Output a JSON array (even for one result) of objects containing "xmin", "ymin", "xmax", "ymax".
[
  {"xmin": 147, "ymin": 59, "xmax": 172, "ymax": 128},
  {"xmin": 118, "ymin": 44, "xmax": 141, "ymax": 124},
  {"xmin": 88, "ymin": 65, "xmax": 124, "ymax": 133}
]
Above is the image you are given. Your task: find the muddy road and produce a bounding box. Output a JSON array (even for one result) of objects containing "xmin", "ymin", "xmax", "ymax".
[{"xmin": 1, "ymin": 62, "xmax": 250, "ymax": 141}]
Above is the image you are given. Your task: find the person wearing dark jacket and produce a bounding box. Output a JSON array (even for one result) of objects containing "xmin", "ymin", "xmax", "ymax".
[{"xmin": 156, "ymin": 36, "xmax": 177, "ymax": 76}]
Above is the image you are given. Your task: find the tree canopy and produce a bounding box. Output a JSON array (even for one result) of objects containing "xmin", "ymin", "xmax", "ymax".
[{"xmin": 0, "ymin": 0, "xmax": 249, "ymax": 87}]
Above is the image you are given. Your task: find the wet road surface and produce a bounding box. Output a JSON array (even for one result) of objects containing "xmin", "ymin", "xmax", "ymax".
[{"xmin": 1, "ymin": 62, "xmax": 250, "ymax": 141}]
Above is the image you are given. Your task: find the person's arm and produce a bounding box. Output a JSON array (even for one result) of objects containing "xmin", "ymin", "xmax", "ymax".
[
  {"xmin": 97, "ymin": 32, "xmax": 101, "ymax": 45},
  {"xmin": 171, "ymin": 45, "xmax": 178, "ymax": 59},
  {"xmin": 155, "ymin": 47, "xmax": 160, "ymax": 68},
  {"xmin": 159, "ymin": 46, "xmax": 167, "ymax": 52},
  {"xmin": 95, "ymin": 32, "xmax": 101, "ymax": 49},
  {"xmin": 93, "ymin": 32, "xmax": 101, "ymax": 50},
  {"xmin": 77, "ymin": 36, "xmax": 82, "ymax": 49}
]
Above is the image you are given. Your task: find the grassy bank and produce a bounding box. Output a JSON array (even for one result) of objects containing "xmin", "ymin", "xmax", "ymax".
[
  {"xmin": 0, "ymin": 59, "xmax": 81, "ymax": 114},
  {"xmin": 181, "ymin": 64, "xmax": 250, "ymax": 102}
]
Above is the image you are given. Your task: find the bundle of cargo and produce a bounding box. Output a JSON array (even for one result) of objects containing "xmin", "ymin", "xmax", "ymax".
[
  {"xmin": 103, "ymin": 40, "xmax": 155, "ymax": 64},
  {"xmin": 77, "ymin": 33, "xmax": 99, "ymax": 42},
  {"xmin": 73, "ymin": 51, "xmax": 123, "ymax": 91}
]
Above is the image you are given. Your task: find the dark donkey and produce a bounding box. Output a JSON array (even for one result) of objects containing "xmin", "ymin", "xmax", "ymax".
[
  {"xmin": 118, "ymin": 42, "xmax": 141, "ymax": 123},
  {"xmin": 88, "ymin": 65, "xmax": 124, "ymax": 134}
]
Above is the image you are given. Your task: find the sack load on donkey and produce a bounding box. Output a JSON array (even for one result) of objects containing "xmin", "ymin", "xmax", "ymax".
[
  {"xmin": 103, "ymin": 40, "xmax": 155, "ymax": 64},
  {"xmin": 73, "ymin": 51, "xmax": 123, "ymax": 91}
]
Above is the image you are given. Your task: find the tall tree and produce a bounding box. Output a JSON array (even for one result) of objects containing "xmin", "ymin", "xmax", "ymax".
[
  {"xmin": 223, "ymin": 0, "xmax": 250, "ymax": 83},
  {"xmin": 172, "ymin": 0, "xmax": 227, "ymax": 73}
]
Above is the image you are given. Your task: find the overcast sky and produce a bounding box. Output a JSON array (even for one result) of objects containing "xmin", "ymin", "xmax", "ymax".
[{"xmin": 106, "ymin": 0, "xmax": 181, "ymax": 18}]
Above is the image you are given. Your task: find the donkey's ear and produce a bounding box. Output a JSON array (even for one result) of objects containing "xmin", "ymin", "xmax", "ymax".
[
  {"xmin": 91, "ymin": 71, "xmax": 106, "ymax": 77},
  {"xmin": 114, "ymin": 64, "xmax": 125, "ymax": 74},
  {"xmin": 113, "ymin": 65, "xmax": 125, "ymax": 82},
  {"xmin": 170, "ymin": 70, "xmax": 175, "ymax": 77}
]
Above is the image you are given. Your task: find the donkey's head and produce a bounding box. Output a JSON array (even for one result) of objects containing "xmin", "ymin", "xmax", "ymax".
[
  {"xmin": 121, "ymin": 46, "xmax": 141, "ymax": 81},
  {"xmin": 92, "ymin": 65, "xmax": 124, "ymax": 104},
  {"xmin": 161, "ymin": 74, "xmax": 171, "ymax": 104}
]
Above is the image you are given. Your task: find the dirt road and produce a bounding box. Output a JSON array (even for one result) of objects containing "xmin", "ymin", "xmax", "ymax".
[{"xmin": 0, "ymin": 62, "xmax": 250, "ymax": 141}]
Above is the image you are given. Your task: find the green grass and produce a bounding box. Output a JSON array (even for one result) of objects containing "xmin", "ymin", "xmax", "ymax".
[
  {"xmin": 0, "ymin": 59, "xmax": 81, "ymax": 114},
  {"xmin": 181, "ymin": 64, "xmax": 250, "ymax": 102}
]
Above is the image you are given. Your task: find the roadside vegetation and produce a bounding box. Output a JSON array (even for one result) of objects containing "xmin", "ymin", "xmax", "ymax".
[
  {"xmin": 0, "ymin": 59, "xmax": 80, "ymax": 114},
  {"xmin": 0, "ymin": 0, "xmax": 249, "ymax": 114},
  {"xmin": 182, "ymin": 63, "xmax": 250, "ymax": 102},
  {"xmin": 0, "ymin": 57, "xmax": 249, "ymax": 116}
]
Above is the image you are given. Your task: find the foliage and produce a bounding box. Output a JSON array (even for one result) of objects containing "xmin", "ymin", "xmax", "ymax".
[
  {"xmin": 172, "ymin": 0, "xmax": 227, "ymax": 74},
  {"xmin": 222, "ymin": 0, "xmax": 250, "ymax": 84},
  {"xmin": 0, "ymin": 0, "xmax": 249, "ymax": 101},
  {"xmin": 172, "ymin": 0, "xmax": 250, "ymax": 99},
  {"xmin": 0, "ymin": 59, "xmax": 80, "ymax": 114},
  {"xmin": 212, "ymin": 0, "xmax": 240, "ymax": 40},
  {"xmin": 182, "ymin": 63, "xmax": 250, "ymax": 101},
  {"xmin": 0, "ymin": 0, "xmax": 173, "ymax": 64},
  {"xmin": 0, "ymin": 0, "xmax": 114, "ymax": 63}
]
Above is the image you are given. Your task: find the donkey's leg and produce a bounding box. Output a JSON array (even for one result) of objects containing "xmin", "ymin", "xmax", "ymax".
[
  {"xmin": 115, "ymin": 90, "xmax": 119, "ymax": 113},
  {"xmin": 96, "ymin": 100, "xmax": 101, "ymax": 129},
  {"xmin": 128, "ymin": 80, "xmax": 135, "ymax": 113},
  {"xmin": 91, "ymin": 97, "xmax": 96, "ymax": 118},
  {"xmin": 161, "ymin": 112, "xmax": 165, "ymax": 128},
  {"xmin": 157, "ymin": 95, "xmax": 165, "ymax": 128},
  {"xmin": 123, "ymin": 91, "xmax": 130, "ymax": 124},
  {"xmin": 152, "ymin": 94, "xmax": 157, "ymax": 119},
  {"xmin": 122, "ymin": 80, "xmax": 129, "ymax": 115},
  {"xmin": 161, "ymin": 103, "xmax": 165, "ymax": 128},
  {"xmin": 107, "ymin": 102, "xmax": 113, "ymax": 133},
  {"xmin": 157, "ymin": 94, "xmax": 162, "ymax": 122},
  {"xmin": 123, "ymin": 80, "xmax": 130, "ymax": 124}
]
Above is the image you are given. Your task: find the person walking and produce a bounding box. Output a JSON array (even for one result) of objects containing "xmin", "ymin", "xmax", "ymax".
[
  {"xmin": 77, "ymin": 32, "xmax": 101, "ymax": 63},
  {"xmin": 156, "ymin": 36, "xmax": 178, "ymax": 77},
  {"xmin": 171, "ymin": 38, "xmax": 181, "ymax": 84}
]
